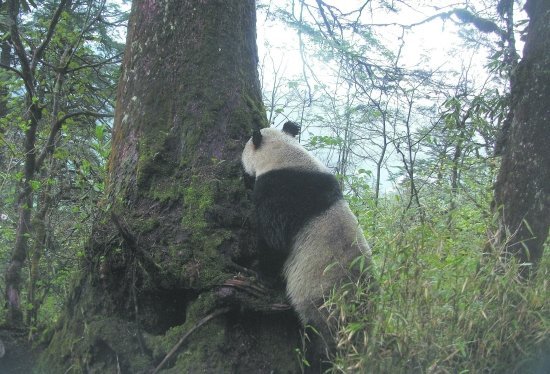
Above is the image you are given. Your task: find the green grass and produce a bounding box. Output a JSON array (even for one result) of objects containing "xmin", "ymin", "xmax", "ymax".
[{"xmin": 326, "ymin": 198, "xmax": 549, "ymax": 373}]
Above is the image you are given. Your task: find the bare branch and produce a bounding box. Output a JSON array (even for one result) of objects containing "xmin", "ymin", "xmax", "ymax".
[
  {"xmin": 62, "ymin": 0, "xmax": 108, "ymax": 71},
  {"xmin": 366, "ymin": 9, "xmax": 505, "ymax": 39},
  {"xmin": 35, "ymin": 111, "xmax": 113, "ymax": 170},
  {"xmin": 453, "ymin": 9, "xmax": 505, "ymax": 37},
  {"xmin": 66, "ymin": 52, "xmax": 124, "ymax": 73},
  {"xmin": 7, "ymin": 0, "xmax": 34, "ymax": 96},
  {"xmin": 152, "ymin": 307, "xmax": 231, "ymax": 374},
  {"xmin": 0, "ymin": 62, "xmax": 25, "ymax": 80},
  {"xmin": 31, "ymin": 0, "xmax": 70, "ymax": 71}
]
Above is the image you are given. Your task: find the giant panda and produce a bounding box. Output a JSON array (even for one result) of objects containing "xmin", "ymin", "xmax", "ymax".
[{"xmin": 241, "ymin": 121, "xmax": 372, "ymax": 372}]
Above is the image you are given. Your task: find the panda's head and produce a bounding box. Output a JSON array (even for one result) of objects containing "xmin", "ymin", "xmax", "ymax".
[{"xmin": 241, "ymin": 121, "xmax": 327, "ymax": 179}]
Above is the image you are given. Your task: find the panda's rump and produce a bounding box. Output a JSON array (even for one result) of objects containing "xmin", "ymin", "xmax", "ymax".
[{"xmin": 284, "ymin": 200, "xmax": 369, "ymax": 309}]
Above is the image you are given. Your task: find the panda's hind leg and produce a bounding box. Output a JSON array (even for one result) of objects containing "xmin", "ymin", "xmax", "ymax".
[
  {"xmin": 298, "ymin": 301, "xmax": 335, "ymax": 373},
  {"xmin": 303, "ymin": 325, "xmax": 333, "ymax": 373}
]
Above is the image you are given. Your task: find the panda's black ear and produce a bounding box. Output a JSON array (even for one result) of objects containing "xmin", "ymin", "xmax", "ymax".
[
  {"xmin": 282, "ymin": 121, "xmax": 300, "ymax": 137},
  {"xmin": 252, "ymin": 128, "xmax": 263, "ymax": 148}
]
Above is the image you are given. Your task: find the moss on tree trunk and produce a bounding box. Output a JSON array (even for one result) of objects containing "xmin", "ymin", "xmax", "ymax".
[{"xmin": 38, "ymin": 1, "xmax": 301, "ymax": 372}]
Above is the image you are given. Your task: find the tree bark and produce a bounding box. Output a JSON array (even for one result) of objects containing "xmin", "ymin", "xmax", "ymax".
[
  {"xmin": 39, "ymin": 1, "xmax": 301, "ymax": 372},
  {"xmin": 490, "ymin": 0, "xmax": 550, "ymax": 273}
]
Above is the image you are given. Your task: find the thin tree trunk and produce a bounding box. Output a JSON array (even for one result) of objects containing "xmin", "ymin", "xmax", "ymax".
[
  {"xmin": 5, "ymin": 101, "xmax": 40, "ymax": 325},
  {"xmin": 26, "ymin": 154, "xmax": 57, "ymax": 328},
  {"xmin": 0, "ymin": 41, "xmax": 10, "ymax": 122},
  {"xmin": 447, "ymin": 112, "xmax": 468, "ymax": 230},
  {"xmin": 27, "ymin": 184, "xmax": 49, "ymax": 327},
  {"xmin": 375, "ymin": 112, "xmax": 387, "ymax": 205},
  {"xmin": 3, "ymin": 0, "xmax": 69, "ymax": 326},
  {"xmin": 490, "ymin": 0, "xmax": 550, "ymax": 274}
]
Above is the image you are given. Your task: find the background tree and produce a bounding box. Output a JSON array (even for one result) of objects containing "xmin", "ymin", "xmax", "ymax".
[
  {"xmin": 39, "ymin": 1, "xmax": 300, "ymax": 372},
  {"xmin": 490, "ymin": 0, "xmax": 550, "ymax": 272},
  {"xmin": 0, "ymin": 0, "xmax": 125, "ymax": 327}
]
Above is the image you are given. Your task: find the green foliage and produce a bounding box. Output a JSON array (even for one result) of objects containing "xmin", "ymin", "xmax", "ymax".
[
  {"xmin": 0, "ymin": 0, "xmax": 126, "ymax": 329},
  {"xmin": 308, "ymin": 134, "xmax": 342, "ymax": 148},
  {"xmin": 326, "ymin": 195, "xmax": 549, "ymax": 373}
]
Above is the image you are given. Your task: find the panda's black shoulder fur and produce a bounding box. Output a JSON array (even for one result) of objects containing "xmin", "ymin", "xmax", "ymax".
[{"xmin": 253, "ymin": 168, "xmax": 342, "ymax": 253}]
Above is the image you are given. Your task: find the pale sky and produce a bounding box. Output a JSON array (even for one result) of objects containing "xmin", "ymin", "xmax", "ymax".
[{"xmin": 254, "ymin": 0, "xmax": 520, "ymax": 191}]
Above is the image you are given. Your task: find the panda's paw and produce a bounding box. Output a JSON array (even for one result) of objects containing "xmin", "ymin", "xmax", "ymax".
[
  {"xmin": 226, "ymin": 261, "xmax": 260, "ymax": 280},
  {"xmin": 216, "ymin": 275, "xmax": 290, "ymax": 312},
  {"xmin": 222, "ymin": 275, "xmax": 268, "ymax": 297}
]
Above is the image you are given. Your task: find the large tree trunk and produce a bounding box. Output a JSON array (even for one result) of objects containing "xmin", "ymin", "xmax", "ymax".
[
  {"xmin": 491, "ymin": 0, "xmax": 550, "ymax": 273},
  {"xmin": 39, "ymin": 1, "xmax": 301, "ymax": 372}
]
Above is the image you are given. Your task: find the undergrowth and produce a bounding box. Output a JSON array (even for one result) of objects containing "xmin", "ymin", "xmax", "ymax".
[{"xmin": 326, "ymin": 196, "xmax": 549, "ymax": 373}]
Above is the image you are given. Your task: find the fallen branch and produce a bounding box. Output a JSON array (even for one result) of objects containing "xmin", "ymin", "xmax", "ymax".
[{"xmin": 152, "ymin": 307, "xmax": 231, "ymax": 374}]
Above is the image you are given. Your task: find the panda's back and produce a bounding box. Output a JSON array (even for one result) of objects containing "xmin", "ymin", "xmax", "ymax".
[{"xmin": 253, "ymin": 168, "xmax": 342, "ymax": 253}]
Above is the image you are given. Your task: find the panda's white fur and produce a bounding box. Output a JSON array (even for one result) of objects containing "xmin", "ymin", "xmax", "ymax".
[
  {"xmin": 242, "ymin": 123, "xmax": 371, "ymax": 371},
  {"xmin": 285, "ymin": 200, "xmax": 370, "ymax": 321}
]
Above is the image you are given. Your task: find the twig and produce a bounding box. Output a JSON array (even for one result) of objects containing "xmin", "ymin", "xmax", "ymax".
[{"xmin": 152, "ymin": 307, "xmax": 231, "ymax": 374}]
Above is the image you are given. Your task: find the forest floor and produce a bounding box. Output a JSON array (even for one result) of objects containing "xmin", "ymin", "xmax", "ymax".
[{"xmin": 0, "ymin": 328, "xmax": 38, "ymax": 374}]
